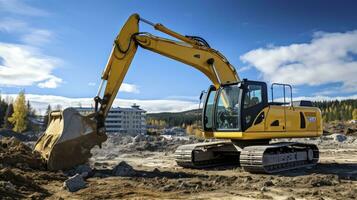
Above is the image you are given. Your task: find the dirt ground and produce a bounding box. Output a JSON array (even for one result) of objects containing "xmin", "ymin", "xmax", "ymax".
[{"xmin": 1, "ymin": 123, "xmax": 357, "ymax": 200}]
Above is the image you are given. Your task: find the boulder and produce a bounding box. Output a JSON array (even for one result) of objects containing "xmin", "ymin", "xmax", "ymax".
[
  {"xmin": 112, "ymin": 161, "xmax": 136, "ymax": 176},
  {"xmin": 63, "ymin": 174, "xmax": 86, "ymax": 192},
  {"xmin": 330, "ymin": 134, "xmax": 347, "ymax": 142}
]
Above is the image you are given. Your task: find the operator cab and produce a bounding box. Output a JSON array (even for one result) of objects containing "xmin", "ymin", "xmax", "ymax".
[{"xmin": 202, "ymin": 79, "xmax": 268, "ymax": 132}]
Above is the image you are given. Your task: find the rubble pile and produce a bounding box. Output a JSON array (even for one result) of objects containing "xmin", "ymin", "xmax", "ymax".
[
  {"xmin": 109, "ymin": 134, "xmax": 200, "ymax": 153},
  {"xmin": 324, "ymin": 121, "xmax": 357, "ymax": 136}
]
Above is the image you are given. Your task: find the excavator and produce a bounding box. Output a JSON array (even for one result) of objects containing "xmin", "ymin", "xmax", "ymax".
[{"xmin": 34, "ymin": 14, "xmax": 322, "ymax": 173}]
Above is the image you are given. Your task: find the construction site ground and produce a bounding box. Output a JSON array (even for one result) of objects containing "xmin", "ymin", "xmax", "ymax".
[{"xmin": 1, "ymin": 122, "xmax": 357, "ymax": 200}]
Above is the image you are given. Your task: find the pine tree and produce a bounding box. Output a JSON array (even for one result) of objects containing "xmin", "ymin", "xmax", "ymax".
[
  {"xmin": 26, "ymin": 100, "xmax": 38, "ymax": 131},
  {"xmin": 4, "ymin": 103, "xmax": 14, "ymax": 129},
  {"xmin": 353, "ymin": 109, "xmax": 357, "ymax": 120},
  {"xmin": 43, "ymin": 104, "xmax": 52, "ymax": 128},
  {"xmin": 8, "ymin": 91, "xmax": 28, "ymax": 133},
  {"xmin": 186, "ymin": 124, "xmax": 193, "ymax": 135},
  {"xmin": 0, "ymin": 96, "xmax": 8, "ymax": 127}
]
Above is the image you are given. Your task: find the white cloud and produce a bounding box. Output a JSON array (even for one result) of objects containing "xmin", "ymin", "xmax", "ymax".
[
  {"xmin": 37, "ymin": 76, "xmax": 62, "ymax": 88},
  {"xmin": 119, "ymin": 83, "xmax": 140, "ymax": 93},
  {"xmin": 0, "ymin": 18, "xmax": 28, "ymax": 32},
  {"xmin": 240, "ymin": 30, "xmax": 357, "ymax": 94},
  {"xmin": 0, "ymin": 94, "xmax": 199, "ymax": 115},
  {"xmin": 0, "ymin": 18, "xmax": 54, "ymax": 46},
  {"xmin": 165, "ymin": 95, "xmax": 200, "ymax": 101},
  {"xmin": 0, "ymin": 2, "xmax": 60, "ymax": 89},
  {"xmin": 0, "ymin": 0, "xmax": 49, "ymax": 16},
  {"xmin": 21, "ymin": 29, "xmax": 53, "ymax": 45},
  {"xmin": 0, "ymin": 42, "xmax": 61, "ymax": 88},
  {"xmin": 89, "ymin": 82, "xmax": 138, "ymax": 93},
  {"xmin": 237, "ymin": 65, "xmax": 252, "ymax": 73}
]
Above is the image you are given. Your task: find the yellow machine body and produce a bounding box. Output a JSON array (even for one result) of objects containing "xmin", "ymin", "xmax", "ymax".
[{"xmin": 209, "ymin": 106, "xmax": 323, "ymax": 139}]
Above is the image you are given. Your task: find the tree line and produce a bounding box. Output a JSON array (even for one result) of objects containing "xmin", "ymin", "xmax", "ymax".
[
  {"xmin": 313, "ymin": 99, "xmax": 357, "ymax": 122},
  {"xmin": 147, "ymin": 99, "xmax": 357, "ymax": 128},
  {"xmin": 0, "ymin": 91, "xmax": 52, "ymax": 133},
  {"xmin": 147, "ymin": 109, "xmax": 201, "ymax": 128}
]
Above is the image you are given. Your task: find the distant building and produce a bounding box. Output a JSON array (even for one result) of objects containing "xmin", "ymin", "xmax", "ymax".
[{"xmin": 75, "ymin": 104, "xmax": 146, "ymax": 135}]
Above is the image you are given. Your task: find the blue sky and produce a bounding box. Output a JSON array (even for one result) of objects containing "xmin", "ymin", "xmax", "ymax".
[{"xmin": 0, "ymin": 0, "xmax": 356, "ymax": 113}]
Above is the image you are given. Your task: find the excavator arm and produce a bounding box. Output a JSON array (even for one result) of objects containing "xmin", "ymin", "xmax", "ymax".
[
  {"xmin": 96, "ymin": 14, "xmax": 239, "ymax": 120},
  {"xmin": 34, "ymin": 14, "xmax": 239, "ymax": 170}
]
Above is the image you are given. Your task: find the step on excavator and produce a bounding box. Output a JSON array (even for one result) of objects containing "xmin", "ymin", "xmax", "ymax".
[{"xmin": 34, "ymin": 14, "xmax": 322, "ymax": 173}]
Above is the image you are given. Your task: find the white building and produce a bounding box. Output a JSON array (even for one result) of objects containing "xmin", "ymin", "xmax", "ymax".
[{"xmin": 75, "ymin": 104, "xmax": 146, "ymax": 135}]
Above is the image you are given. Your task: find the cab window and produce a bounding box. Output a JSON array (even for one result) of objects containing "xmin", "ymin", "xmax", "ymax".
[
  {"xmin": 203, "ymin": 90, "xmax": 216, "ymax": 129},
  {"xmin": 215, "ymin": 85, "xmax": 241, "ymax": 130},
  {"xmin": 244, "ymin": 85, "xmax": 262, "ymax": 108}
]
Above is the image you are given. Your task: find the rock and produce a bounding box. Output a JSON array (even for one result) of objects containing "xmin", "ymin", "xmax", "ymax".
[
  {"xmin": 75, "ymin": 164, "xmax": 92, "ymax": 177},
  {"xmin": 345, "ymin": 128, "xmax": 357, "ymax": 135},
  {"xmin": 105, "ymin": 153, "xmax": 117, "ymax": 160},
  {"xmin": 329, "ymin": 134, "xmax": 347, "ymax": 142},
  {"xmin": 309, "ymin": 175, "xmax": 339, "ymax": 187},
  {"xmin": 63, "ymin": 174, "xmax": 86, "ymax": 192},
  {"xmin": 263, "ymin": 180, "xmax": 274, "ymax": 187},
  {"xmin": 260, "ymin": 186, "xmax": 267, "ymax": 192},
  {"xmin": 134, "ymin": 134, "xmax": 147, "ymax": 143},
  {"xmin": 153, "ymin": 168, "xmax": 160, "ymax": 173},
  {"xmin": 285, "ymin": 197, "xmax": 295, "ymax": 200},
  {"xmin": 66, "ymin": 164, "xmax": 92, "ymax": 178},
  {"xmin": 0, "ymin": 181, "xmax": 15, "ymax": 191},
  {"xmin": 161, "ymin": 185, "xmax": 175, "ymax": 192},
  {"xmin": 112, "ymin": 161, "xmax": 136, "ymax": 176}
]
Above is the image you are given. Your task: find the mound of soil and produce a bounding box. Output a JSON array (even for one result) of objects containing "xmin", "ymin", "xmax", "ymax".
[
  {"xmin": 0, "ymin": 137, "xmax": 44, "ymax": 170},
  {"xmin": 0, "ymin": 137, "xmax": 66, "ymax": 199}
]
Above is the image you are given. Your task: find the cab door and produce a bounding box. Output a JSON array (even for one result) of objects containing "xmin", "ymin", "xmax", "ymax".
[{"xmin": 241, "ymin": 81, "xmax": 268, "ymax": 131}]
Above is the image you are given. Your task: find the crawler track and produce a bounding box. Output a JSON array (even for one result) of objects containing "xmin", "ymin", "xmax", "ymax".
[
  {"xmin": 174, "ymin": 141, "xmax": 239, "ymax": 168},
  {"xmin": 240, "ymin": 142, "xmax": 319, "ymax": 173},
  {"xmin": 175, "ymin": 141, "xmax": 319, "ymax": 173}
]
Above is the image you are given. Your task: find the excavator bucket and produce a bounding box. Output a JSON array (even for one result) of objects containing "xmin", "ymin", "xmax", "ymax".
[{"xmin": 34, "ymin": 107, "xmax": 107, "ymax": 170}]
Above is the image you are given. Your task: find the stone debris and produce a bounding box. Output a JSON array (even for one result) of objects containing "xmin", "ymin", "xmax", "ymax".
[
  {"xmin": 112, "ymin": 161, "xmax": 136, "ymax": 176},
  {"xmin": 0, "ymin": 181, "xmax": 16, "ymax": 191},
  {"xmin": 63, "ymin": 174, "xmax": 87, "ymax": 192},
  {"xmin": 91, "ymin": 134, "xmax": 200, "ymax": 159},
  {"xmin": 66, "ymin": 164, "xmax": 93, "ymax": 178},
  {"xmin": 327, "ymin": 134, "xmax": 347, "ymax": 142}
]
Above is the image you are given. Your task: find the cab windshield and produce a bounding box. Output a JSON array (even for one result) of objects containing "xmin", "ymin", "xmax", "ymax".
[{"xmin": 215, "ymin": 85, "xmax": 241, "ymax": 130}]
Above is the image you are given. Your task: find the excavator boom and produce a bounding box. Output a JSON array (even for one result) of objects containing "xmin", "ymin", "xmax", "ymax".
[{"xmin": 34, "ymin": 14, "xmax": 239, "ymax": 170}]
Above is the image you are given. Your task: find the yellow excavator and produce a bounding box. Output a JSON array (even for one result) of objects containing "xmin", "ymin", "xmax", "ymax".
[{"xmin": 34, "ymin": 14, "xmax": 322, "ymax": 173}]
